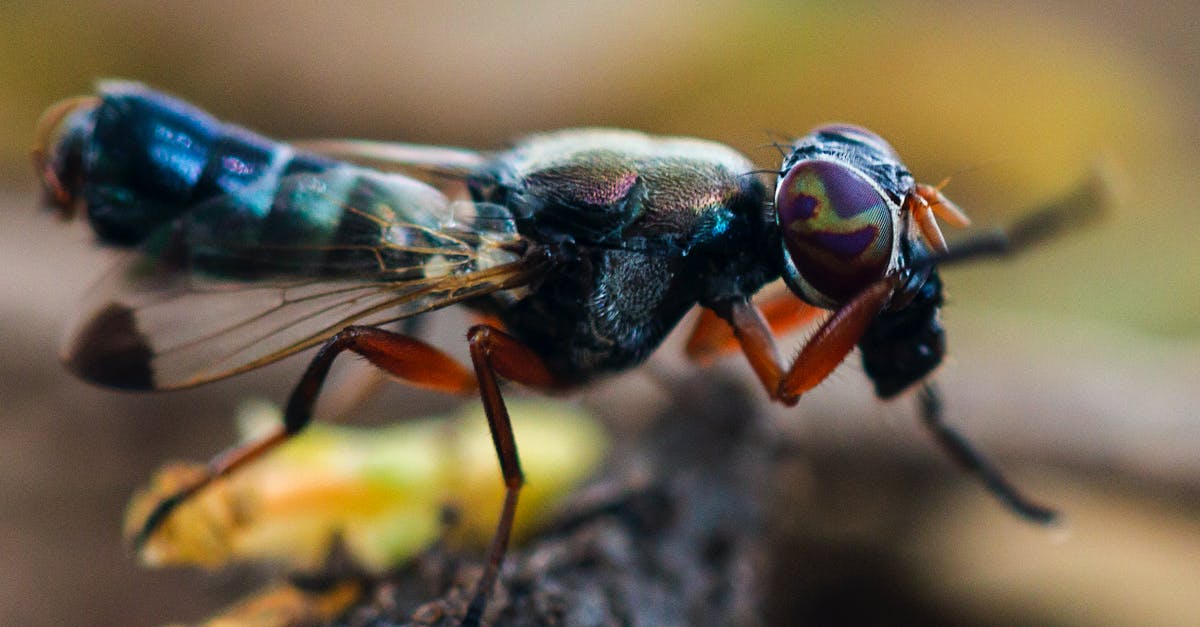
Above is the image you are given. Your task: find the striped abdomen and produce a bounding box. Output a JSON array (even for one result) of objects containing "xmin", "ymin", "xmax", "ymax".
[{"xmin": 34, "ymin": 82, "xmax": 458, "ymax": 280}]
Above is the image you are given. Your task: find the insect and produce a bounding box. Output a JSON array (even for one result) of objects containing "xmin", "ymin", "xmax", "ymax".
[{"xmin": 35, "ymin": 82, "xmax": 1102, "ymax": 624}]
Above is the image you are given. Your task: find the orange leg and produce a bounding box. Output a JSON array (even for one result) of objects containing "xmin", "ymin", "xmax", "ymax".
[
  {"xmin": 905, "ymin": 192, "xmax": 949, "ymax": 254},
  {"xmin": 133, "ymin": 324, "xmax": 562, "ymax": 626},
  {"xmin": 715, "ymin": 284, "xmax": 1057, "ymax": 525},
  {"xmin": 713, "ymin": 279, "xmax": 894, "ymax": 407},
  {"xmin": 915, "ymin": 181, "xmax": 971, "ymax": 227},
  {"xmin": 462, "ymin": 325, "xmax": 558, "ymax": 626},
  {"xmin": 905, "ymin": 182, "xmax": 972, "ymax": 255},
  {"xmin": 686, "ymin": 289, "xmax": 823, "ymax": 366},
  {"xmin": 776, "ymin": 280, "xmax": 894, "ymax": 403},
  {"xmin": 132, "ymin": 327, "xmax": 477, "ymax": 548},
  {"xmin": 716, "ymin": 288, "xmax": 1057, "ymax": 525},
  {"xmin": 722, "ymin": 298, "xmax": 787, "ymax": 402}
]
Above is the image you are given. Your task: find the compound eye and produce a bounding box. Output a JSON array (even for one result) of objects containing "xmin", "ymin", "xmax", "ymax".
[
  {"xmin": 776, "ymin": 160, "xmax": 896, "ymax": 305},
  {"xmin": 812, "ymin": 124, "xmax": 898, "ymax": 157}
]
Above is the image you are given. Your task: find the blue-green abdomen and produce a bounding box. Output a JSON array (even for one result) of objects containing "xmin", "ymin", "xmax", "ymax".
[
  {"xmin": 47, "ymin": 82, "xmax": 336, "ymax": 246},
  {"xmin": 40, "ymin": 82, "xmax": 454, "ymax": 280}
]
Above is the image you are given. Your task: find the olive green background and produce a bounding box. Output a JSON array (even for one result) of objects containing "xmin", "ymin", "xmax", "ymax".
[{"xmin": 1, "ymin": 2, "xmax": 1197, "ymax": 625}]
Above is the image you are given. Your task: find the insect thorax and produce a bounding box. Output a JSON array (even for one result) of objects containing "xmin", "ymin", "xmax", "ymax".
[{"xmin": 472, "ymin": 134, "xmax": 778, "ymax": 381}]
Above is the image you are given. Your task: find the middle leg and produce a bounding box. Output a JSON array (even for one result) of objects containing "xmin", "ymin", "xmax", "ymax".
[
  {"xmin": 685, "ymin": 287, "xmax": 824, "ymax": 365},
  {"xmin": 461, "ymin": 324, "xmax": 560, "ymax": 626}
]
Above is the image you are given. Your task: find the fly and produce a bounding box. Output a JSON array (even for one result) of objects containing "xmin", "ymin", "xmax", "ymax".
[{"xmin": 34, "ymin": 82, "xmax": 1107, "ymax": 625}]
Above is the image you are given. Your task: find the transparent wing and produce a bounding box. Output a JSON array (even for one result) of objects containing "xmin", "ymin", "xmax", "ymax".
[
  {"xmin": 292, "ymin": 138, "xmax": 489, "ymax": 195},
  {"xmin": 62, "ymin": 168, "xmax": 541, "ymax": 391}
]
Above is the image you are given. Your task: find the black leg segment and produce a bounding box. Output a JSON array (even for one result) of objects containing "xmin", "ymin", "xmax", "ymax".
[{"xmin": 917, "ymin": 382, "xmax": 1058, "ymax": 524}]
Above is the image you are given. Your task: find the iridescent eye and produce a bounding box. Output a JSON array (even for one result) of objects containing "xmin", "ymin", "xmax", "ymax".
[{"xmin": 775, "ymin": 159, "xmax": 897, "ymax": 306}]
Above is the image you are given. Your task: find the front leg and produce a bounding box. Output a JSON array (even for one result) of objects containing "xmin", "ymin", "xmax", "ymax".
[
  {"xmin": 916, "ymin": 383, "xmax": 1058, "ymax": 524},
  {"xmin": 714, "ymin": 280, "xmax": 893, "ymax": 406},
  {"xmin": 715, "ymin": 290, "xmax": 1058, "ymax": 525}
]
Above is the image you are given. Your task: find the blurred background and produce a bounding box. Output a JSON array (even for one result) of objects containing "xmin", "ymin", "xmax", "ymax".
[{"xmin": 1, "ymin": 1, "xmax": 1197, "ymax": 625}]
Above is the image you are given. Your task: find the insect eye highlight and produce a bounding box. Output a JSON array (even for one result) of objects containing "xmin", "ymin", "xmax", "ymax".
[{"xmin": 775, "ymin": 160, "xmax": 896, "ymax": 305}]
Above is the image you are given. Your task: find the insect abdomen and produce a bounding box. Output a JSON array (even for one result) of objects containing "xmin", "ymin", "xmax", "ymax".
[
  {"xmin": 36, "ymin": 83, "xmax": 455, "ymax": 280},
  {"xmin": 36, "ymin": 81, "xmax": 337, "ymax": 246}
]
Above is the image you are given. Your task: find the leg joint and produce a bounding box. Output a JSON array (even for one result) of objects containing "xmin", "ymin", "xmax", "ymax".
[{"xmin": 466, "ymin": 324, "xmax": 494, "ymax": 349}]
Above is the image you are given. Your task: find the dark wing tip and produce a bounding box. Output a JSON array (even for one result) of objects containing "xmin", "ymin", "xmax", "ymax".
[{"xmin": 64, "ymin": 303, "xmax": 156, "ymax": 390}]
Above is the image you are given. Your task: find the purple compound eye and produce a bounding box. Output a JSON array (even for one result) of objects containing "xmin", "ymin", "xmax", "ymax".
[{"xmin": 775, "ymin": 159, "xmax": 896, "ymax": 306}]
